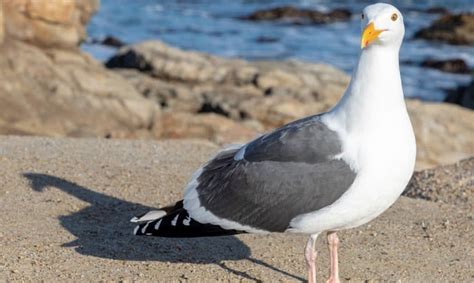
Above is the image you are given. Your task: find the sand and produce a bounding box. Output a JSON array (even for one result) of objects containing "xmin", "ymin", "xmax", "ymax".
[{"xmin": 0, "ymin": 136, "xmax": 472, "ymax": 282}]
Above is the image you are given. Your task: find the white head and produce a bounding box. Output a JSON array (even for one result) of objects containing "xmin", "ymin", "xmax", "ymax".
[{"xmin": 360, "ymin": 3, "xmax": 405, "ymax": 50}]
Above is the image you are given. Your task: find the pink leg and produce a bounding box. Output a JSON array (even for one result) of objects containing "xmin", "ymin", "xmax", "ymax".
[
  {"xmin": 326, "ymin": 232, "xmax": 341, "ymax": 283},
  {"xmin": 305, "ymin": 234, "xmax": 319, "ymax": 283}
]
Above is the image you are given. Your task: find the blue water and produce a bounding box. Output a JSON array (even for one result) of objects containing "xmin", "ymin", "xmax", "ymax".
[{"xmin": 83, "ymin": 0, "xmax": 474, "ymax": 101}]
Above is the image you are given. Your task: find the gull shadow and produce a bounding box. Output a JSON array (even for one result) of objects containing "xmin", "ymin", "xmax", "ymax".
[{"xmin": 23, "ymin": 173, "xmax": 304, "ymax": 282}]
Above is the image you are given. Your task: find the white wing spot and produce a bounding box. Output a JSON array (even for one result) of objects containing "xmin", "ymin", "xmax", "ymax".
[
  {"xmin": 183, "ymin": 216, "xmax": 191, "ymax": 226},
  {"xmin": 154, "ymin": 219, "xmax": 162, "ymax": 230},
  {"xmin": 171, "ymin": 214, "xmax": 179, "ymax": 226},
  {"xmin": 141, "ymin": 222, "xmax": 150, "ymax": 234},
  {"xmin": 234, "ymin": 145, "xmax": 246, "ymax": 161}
]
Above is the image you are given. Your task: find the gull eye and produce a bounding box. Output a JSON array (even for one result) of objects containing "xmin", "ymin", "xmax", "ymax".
[
  {"xmin": 391, "ymin": 13, "xmax": 398, "ymax": 21},
  {"xmin": 361, "ymin": 14, "xmax": 365, "ymax": 20}
]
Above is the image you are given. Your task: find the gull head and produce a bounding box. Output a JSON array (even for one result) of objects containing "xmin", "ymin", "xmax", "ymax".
[{"xmin": 360, "ymin": 3, "xmax": 404, "ymax": 49}]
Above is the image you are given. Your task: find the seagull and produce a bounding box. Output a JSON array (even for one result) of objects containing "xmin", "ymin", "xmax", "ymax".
[{"xmin": 132, "ymin": 3, "xmax": 416, "ymax": 282}]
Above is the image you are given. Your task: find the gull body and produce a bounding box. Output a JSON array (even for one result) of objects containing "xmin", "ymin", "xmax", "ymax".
[
  {"xmin": 291, "ymin": 16, "xmax": 416, "ymax": 234},
  {"xmin": 132, "ymin": 3, "xmax": 415, "ymax": 282}
]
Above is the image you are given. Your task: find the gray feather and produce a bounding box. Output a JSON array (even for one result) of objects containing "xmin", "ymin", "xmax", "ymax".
[{"xmin": 196, "ymin": 115, "xmax": 356, "ymax": 232}]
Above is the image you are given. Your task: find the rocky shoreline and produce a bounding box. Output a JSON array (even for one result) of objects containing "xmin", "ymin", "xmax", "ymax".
[
  {"xmin": 414, "ymin": 12, "xmax": 474, "ymax": 46},
  {"xmin": 240, "ymin": 6, "xmax": 352, "ymax": 25},
  {"xmin": 0, "ymin": 1, "xmax": 473, "ymax": 170}
]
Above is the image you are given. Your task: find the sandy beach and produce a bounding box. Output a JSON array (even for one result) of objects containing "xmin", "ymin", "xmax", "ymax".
[{"xmin": 0, "ymin": 136, "xmax": 472, "ymax": 282}]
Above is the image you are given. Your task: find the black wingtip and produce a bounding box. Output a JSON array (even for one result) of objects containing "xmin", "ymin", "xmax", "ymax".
[{"xmin": 133, "ymin": 209, "xmax": 243, "ymax": 238}]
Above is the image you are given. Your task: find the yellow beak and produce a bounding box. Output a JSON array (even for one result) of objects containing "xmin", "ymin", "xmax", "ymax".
[{"xmin": 361, "ymin": 22, "xmax": 385, "ymax": 49}]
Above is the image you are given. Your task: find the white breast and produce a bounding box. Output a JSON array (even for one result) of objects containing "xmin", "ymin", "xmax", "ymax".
[{"xmin": 289, "ymin": 111, "xmax": 416, "ymax": 234}]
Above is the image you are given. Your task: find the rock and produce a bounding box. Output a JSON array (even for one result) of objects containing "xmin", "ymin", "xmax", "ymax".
[
  {"xmin": 255, "ymin": 36, "xmax": 279, "ymax": 43},
  {"xmin": 406, "ymin": 100, "xmax": 474, "ymax": 170},
  {"xmin": 404, "ymin": 157, "xmax": 473, "ymax": 208},
  {"xmin": 0, "ymin": 0, "xmax": 470, "ymax": 175},
  {"xmin": 106, "ymin": 40, "xmax": 251, "ymax": 84},
  {"xmin": 108, "ymin": 40, "xmax": 474, "ymax": 170},
  {"xmin": 91, "ymin": 35, "xmax": 125, "ymax": 48},
  {"xmin": 108, "ymin": 40, "xmax": 349, "ymax": 127},
  {"xmin": 445, "ymin": 78, "xmax": 474, "ymax": 110},
  {"xmin": 0, "ymin": 39, "xmax": 159, "ymax": 139},
  {"xmin": 410, "ymin": 6, "xmax": 449, "ymax": 14},
  {"xmin": 160, "ymin": 112, "xmax": 258, "ymax": 145},
  {"xmin": 256, "ymin": 69, "xmax": 303, "ymax": 90},
  {"xmin": 425, "ymin": 7, "xmax": 449, "ymax": 14},
  {"xmin": 239, "ymin": 97, "xmax": 327, "ymax": 129},
  {"xmin": 0, "ymin": 0, "xmax": 164, "ymax": 139},
  {"xmin": 241, "ymin": 6, "xmax": 351, "ymax": 25},
  {"xmin": 3, "ymin": 0, "xmax": 99, "ymax": 48},
  {"xmin": 114, "ymin": 69, "xmax": 202, "ymax": 113},
  {"xmin": 101, "ymin": 35, "xmax": 125, "ymax": 48},
  {"xmin": 420, "ymin": 58, "xmax": 470, "ymax": 74},
  {"xmin": 414, "ymin": 13, "xmax": 474, "ymax": 45},
  {"xmin": 109, "ymin": 40, "xmax": 340, "ymax": 99}
]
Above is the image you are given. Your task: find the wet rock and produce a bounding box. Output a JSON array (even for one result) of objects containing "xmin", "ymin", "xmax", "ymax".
[
  {"xmin": 425, "ymin": 7, "xmax": 449, "ymax": 14},
  {"xmin": 101, "ymin": 36, "xmax": 124, "ymax": 48},
  {"xmin": 445, "ymin": 78, "xmax": 474, "ymax": 110},
  {"xmin": 421, "ymin": 58, "xmax": 470, "ymax": 74},
  {"xmin": 414, "ymin": 13, "xmax": 474, "ymax": 45},
  {"xmin": 255, "ymin": 36, "xmax": 279, "ymax": 43},
  {"xmin": 242, "ymin": 6, "xmax": 351, "ymax": 25},
  {"xmin": 91, "ymin": 35, "xmax": 125, "ymax": 48},
  {"xmin": 106, "ymin": 49, "xmax": 152, "ymax": 72},
  {"xmin": 410, "ymin": 6, "xmax": 449, "ymax": 14}
]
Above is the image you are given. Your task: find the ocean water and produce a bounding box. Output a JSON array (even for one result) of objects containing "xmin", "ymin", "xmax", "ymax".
[{"xmin": 83, "ymin": 0, "xmax": 474, "ymax": 101}]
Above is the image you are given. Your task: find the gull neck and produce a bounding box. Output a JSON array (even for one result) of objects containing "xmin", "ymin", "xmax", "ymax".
[
  {"xmin": 351, "ymin": 45, "xmax": 402, "ymax": 99},
  {"xmin": 328, "ymin": 44, "xmax": 406, "ymax": 132}
]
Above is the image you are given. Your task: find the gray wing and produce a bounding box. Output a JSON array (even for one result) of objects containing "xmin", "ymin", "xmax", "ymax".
[{"xmin": 194, "ymin": 115, "xmax": 356, "ymax": 232}]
